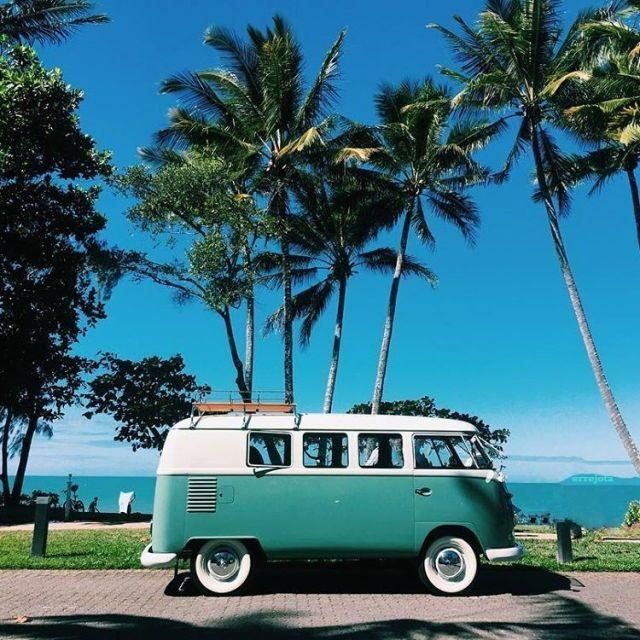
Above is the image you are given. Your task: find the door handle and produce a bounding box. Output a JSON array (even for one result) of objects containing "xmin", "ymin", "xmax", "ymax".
[{"xmin": 415, "ymin": 487, "xmax": 432, "ymax": 497}]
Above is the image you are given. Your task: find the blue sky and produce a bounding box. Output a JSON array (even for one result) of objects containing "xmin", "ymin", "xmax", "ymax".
[{"xmin": 16, "ymin": 0, "xmax": 640, "ymax": 481}]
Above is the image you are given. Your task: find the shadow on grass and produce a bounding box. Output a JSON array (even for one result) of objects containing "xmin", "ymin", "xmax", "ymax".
[
  {"xmin": 164, "ymin": 560, "xmax": 572, "ymax": 597},
  {"xmin": 1, "ymin": 596, "xmax": 638, "ymax": 640}
]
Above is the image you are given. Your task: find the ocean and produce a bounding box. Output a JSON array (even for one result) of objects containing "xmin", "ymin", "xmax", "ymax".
[{"xmin": 18, "ymin": 475, "xmax": 640, "ymax": 529}]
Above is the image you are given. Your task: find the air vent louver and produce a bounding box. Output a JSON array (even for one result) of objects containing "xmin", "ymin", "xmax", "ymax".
[{"xmin": 187, "ymin": 476, "xmax": 218, "ymax": 513}]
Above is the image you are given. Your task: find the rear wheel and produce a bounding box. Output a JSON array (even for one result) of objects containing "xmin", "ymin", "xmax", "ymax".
[
  {"xmin": 191, "ymin": 539, "xmax": 252, "ymax": 595},
  {"xmin": 419, "ymin": 535, "xmax": 478, "ymax": 595}
]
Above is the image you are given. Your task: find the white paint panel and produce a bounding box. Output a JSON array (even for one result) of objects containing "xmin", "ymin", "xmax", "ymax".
[
  {"xmin": 177, "ymin": 413, "xmax": 476, "ymax": 433},
  {"xmin": 157, "ymin": 422, "xmax": 486, "ymax": 478}
]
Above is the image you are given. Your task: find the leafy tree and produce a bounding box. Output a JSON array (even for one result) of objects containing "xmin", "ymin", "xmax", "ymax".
[
  {"xmin": 431, "ymin": 0, "xmax": 640, "ymax": 474},
  {"xmin": 0, "ymin": 47, "xmax": 111, "ymax": 505},
  {"xmin": 264, "ymin": 164, "xmax": 435, "ymax": 413},
  {"xmin": 116, "ymin": 153, "xmax": 266, "ymax": 401},
  {"xmin": 344, "ymin": 79, "xmax": 500, "ymax": 413},
  {"xmin": 84, "ymin": 353, "xmax": 210, "ymax": 451},
  {"xmin": 349, "ymin": 396, "xmax": 510, "ymax": 453},
  {"xmin": 0, "ymin": 0, "xmax": 108, "ymax": 47},
  {"xmin": 155, "ymin": 14, "xmax": 347, "ymax": 403}
]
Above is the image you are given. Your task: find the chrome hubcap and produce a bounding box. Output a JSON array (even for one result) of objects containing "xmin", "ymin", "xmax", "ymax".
[
  {"xmin": 435, "ymin": 548, "xmax": 464, "ymax": 581},
  {"xmin": 207, "ymin": 548, "xmax": 239, "ymax": 580}
]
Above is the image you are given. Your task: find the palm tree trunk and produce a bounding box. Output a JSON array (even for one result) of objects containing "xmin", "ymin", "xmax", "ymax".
[
  {"xmin": 269, "ymin": 182, "xmax": 294, "ymax": 404},
  {"xmin": 371, "ymin": 204, "xmax": 413, "ymax": 415},
  {"xmin": 281, "ymin": 236, "xmax": 294, "ymax": 404},
  {"xmin": 244, "ymin": 294, "xmax": 255, "ymax": 399},
  {"xmin": 532, "ymin": 124, "xmax": 640, "ymax": 474},
  {"xmin": 271, "ymin": 187, "xmax": 294, "ymax": 404},
  {"xmin": 218, "ymin": 307, "xmax": 251, "ymax": 402},
  {"xmin": 243, "ymin": 242, "xmax": 255, "ymax": 400},
  {"xmin": 624, "ymin": 167, "xmax": 640, "ymax": 250},
  {"xmin": 1, "ymin": 408, "xmax": 12, "ymax": 504},
  {"xmin": 323, "ymin": 277, "xmax": 347, "ymax": 413},
  {"xmin": 10, "ymin": 411, "xmax": 38, "ymax": 505}
]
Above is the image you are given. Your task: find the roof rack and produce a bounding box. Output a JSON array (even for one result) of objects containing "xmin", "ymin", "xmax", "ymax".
[
  {"xmin": 192, "ymin": 401, "xmax": 296, "ymax": 416},
  {"xmin": 189, "ymin": 390, "xmax": 297, "ymax": 428}
]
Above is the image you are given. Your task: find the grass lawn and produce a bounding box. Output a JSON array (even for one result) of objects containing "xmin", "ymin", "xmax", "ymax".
[
  {"xmin": 0, "ymin": 530, "xmax": 151, "ymax": 569},
  {"xmin": 0, "ymin": 529, "xmax": 638, "ymax": 571},
  {"xmin": 512, "ymin": 536, "xmax": 640, "ymax": 572}
]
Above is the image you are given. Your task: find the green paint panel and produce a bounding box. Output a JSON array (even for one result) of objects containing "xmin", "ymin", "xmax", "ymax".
[{"xmin": 152, "ymin": 473, "xmax": 514, "ymax": 559}]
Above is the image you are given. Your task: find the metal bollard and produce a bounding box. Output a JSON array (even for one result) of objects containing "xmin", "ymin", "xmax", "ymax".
[
  {"xmin": 31, "ymin": 496, "xmax": 50, "ymax": 557},
  {"xmin": 556, "ymin": 520, "xmax": 573, "ymax": 564}
]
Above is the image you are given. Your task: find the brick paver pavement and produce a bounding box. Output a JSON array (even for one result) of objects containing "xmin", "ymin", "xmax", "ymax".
[{"xmin": 0, "ymin": 564, "xmax": 639, "ymax": 639}]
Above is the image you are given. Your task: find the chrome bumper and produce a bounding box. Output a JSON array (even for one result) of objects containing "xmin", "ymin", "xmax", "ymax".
[
  {"xmin": 140, "ymin": 543, "xmax": 177, "ymax": 568},
  {"xmin": 485, "ymin": 543, "xmax": 524, "ymax": 562}
]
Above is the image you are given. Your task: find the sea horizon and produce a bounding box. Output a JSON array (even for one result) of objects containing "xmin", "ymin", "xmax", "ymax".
[{"xmin": 13, "ymin": 473, "xmax": 640, "ymax": 529}]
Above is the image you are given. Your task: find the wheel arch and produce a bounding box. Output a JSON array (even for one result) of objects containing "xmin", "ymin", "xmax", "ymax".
[
  {"xmin": 419, "ymin": 525, "xmax": 483, "ymax": 558},
  {"xmin": 182, "ymin": 537, "xmax": 266, "ymax": 562}
]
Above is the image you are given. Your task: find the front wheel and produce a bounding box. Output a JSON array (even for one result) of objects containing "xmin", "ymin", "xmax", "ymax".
[
  {"xmin": 419, "ymin": 535, "xmax": 478, "ymax": 595},
  {"xmin": 191, "ymin": 539, "xmax": 252, "ymax": 595}
]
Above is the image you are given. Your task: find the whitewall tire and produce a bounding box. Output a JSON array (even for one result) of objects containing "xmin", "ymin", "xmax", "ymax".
[
  {"xmin": 191, "ymin": 539, "xmax": 252, "ymax": 595},
  {"xmin": 419, "ymin": 535, "xmax": 478, "ymax": 595}
]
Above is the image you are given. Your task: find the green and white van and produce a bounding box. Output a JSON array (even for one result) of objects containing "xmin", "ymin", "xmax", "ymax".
[{"xmin": 141, "ymin": 403, "xmax": 522, "ymax": 595}]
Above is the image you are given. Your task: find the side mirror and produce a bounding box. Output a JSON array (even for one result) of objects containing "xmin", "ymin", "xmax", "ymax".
[{"xmin": 485, "ymin": 468, "xmax": 506, "ymax": 483}]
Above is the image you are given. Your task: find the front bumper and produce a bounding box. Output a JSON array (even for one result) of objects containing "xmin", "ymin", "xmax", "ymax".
[
  {"xmin": 485, "ymin": 543, "xmax": 524, "ymax": 562},
  {"xmin": 140, "ymin": 543, "xmax": 177, "ymax": 568}
]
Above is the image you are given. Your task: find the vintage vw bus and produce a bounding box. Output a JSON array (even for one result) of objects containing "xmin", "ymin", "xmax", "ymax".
[{"xmin": 141, "ymin": 402, "xmax": 522, "ymax": 595}]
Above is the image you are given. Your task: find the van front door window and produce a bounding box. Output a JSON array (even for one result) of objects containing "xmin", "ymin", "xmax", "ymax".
[{"xmin": 414, "ymin": 435, "xmax": 491, "ymax": 469}]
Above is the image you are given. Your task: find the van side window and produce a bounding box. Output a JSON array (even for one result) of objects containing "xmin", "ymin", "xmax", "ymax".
[
  {"xmin": 247, "ymin": 433, "xmax": 291, "ymax": 467},
  {"xmin": 414, "ymin": 436, "xmax": 464, "ymax": 469},
  {"xmin": 303, "ymin": 433, "xmax": 348, "ymax": 468},
  {"xmin": 358, "ymin": 434, "xmax": 403, "ymax": 468}
]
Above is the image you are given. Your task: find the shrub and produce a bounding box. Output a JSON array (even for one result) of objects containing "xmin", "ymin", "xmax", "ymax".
[
  {"xmin": 22, "ymin": 491, "xmax": 60, "ymax": 507},
  {"xmin": 623, "ymin": 500, "xmax": 640, "ymax": 527}
]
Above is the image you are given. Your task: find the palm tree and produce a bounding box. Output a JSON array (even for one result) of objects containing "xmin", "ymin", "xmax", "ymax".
[
  {"xmin": 0, "ymin": 0, "xmax": 108, "ymax": 45},
  {"xmin": 264, "ymin": 166, "xmax": 436, "ymax": 412},
  {"xmin": 356, "ymin": 79, "xmax": 502, "ymax": 414},
  {"xmin": 431, "ymin": 0, "xmax": 640, "ymax": 473},
  {"xmin": 155, "ymin": 15, "xmax": 346, "ymax": 404},
  {"xmin": 564, "ymin": 114, "xmax": 640, "ymax": 250},
  {"xmin": 558, "ymin": 6, "xmax": 640, "ymax": 249}
]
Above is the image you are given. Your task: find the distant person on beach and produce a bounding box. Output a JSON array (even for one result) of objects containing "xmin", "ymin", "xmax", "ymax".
[{"xmin": 87, "ymin": 497, "xmax": 100, "ymax": 513}]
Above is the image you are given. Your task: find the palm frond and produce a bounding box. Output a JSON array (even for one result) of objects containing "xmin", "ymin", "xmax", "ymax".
[
  {"xmin": 359, "ymin": 248, "xmax": 438, "ymax": 285},
  {"xmin": 297, "ymin": 29, "xmax": 346, "ymax": 128},
  {"xmin": 203, "ymin": 24, "xmax": 261, "ymax": 102},
  {"xmin": 159, "ymin": 71, "xmax": 247, "ymax": 128},
  {"xmin": 0, "ymin": 0, "xmax": 108, "ymax": 45},
  {"xmin": 446, "ymin": 117, "xmax": 509, "ymax": 153},
  {"xmin": 424, "ymin": 189, "xmax": 480, "ymax": 243},
  {"xmin": 494, "ymin": 117, "xmax": 531, "ymax": 183},
  {"xmin": 297, "ymin": 279, "xmax": 335, "ymax": 346},
  {"xmin": 532, "ymin": 126, "xmax": 573, "ymax": 215},
  {"xmin": 411, "ymin": 198, "xmax": 435, "ymax": 246},
  {"xmin": 137, "ymin": 146, "xmax": 185, "ymax": 167}
]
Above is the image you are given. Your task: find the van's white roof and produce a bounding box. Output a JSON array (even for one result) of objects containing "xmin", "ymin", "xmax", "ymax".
[{"xmin": 174, "ymin": 413, "xmax": 477, "ymax": 433}]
